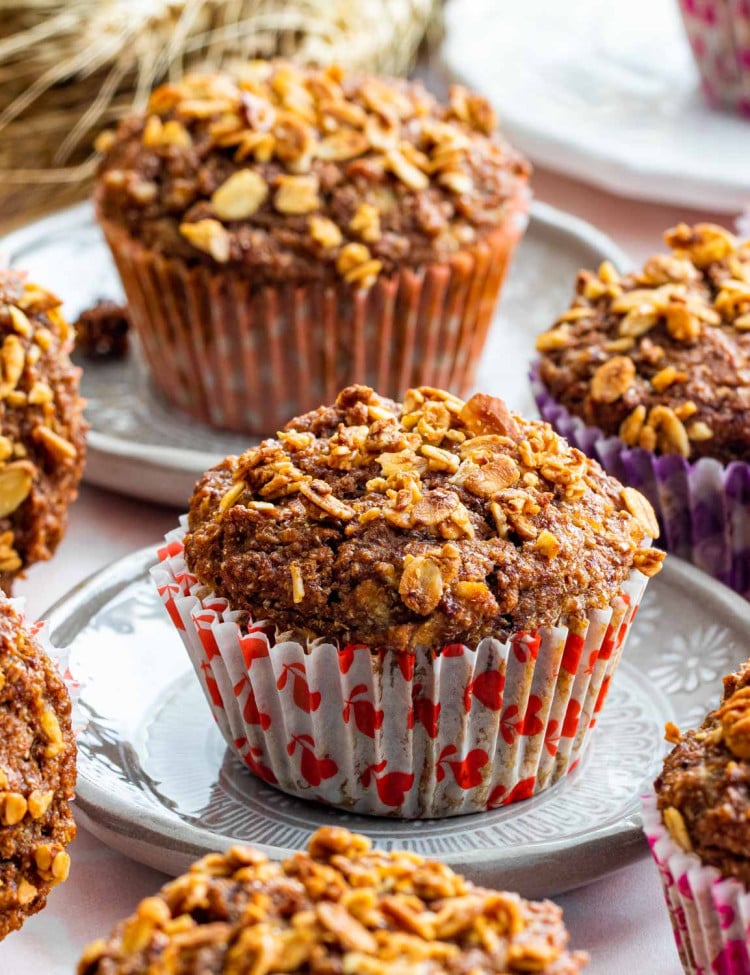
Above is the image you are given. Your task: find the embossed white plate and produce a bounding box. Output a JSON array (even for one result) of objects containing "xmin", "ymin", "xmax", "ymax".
[
  {"xmin": 442, "ymin": 0, "xmax": 750, "ymax": 213},
  {"xmin": 2, "ymin": 199, "xmax": 628, "ymax": 507},
  {"xmin": 47, "ymin": 546, "xmax": 750, "ymax": 897}
]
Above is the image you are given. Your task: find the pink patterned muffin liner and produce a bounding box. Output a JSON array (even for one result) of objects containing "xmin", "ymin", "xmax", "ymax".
[
  {"xmin": 151, "ymin": 519, "xmax": 650, "ymax": 818},
  {"xmin": 678, "ymin": 0, "xmax": 750, "ymax": 116},
  {"xmin": 643, "ymin": 794, "xmax": 750, "ymax": 974},
  {"xmin": 532, "ymin": 365, "xmax": 750, "ymax": 600},
  {"xmin": 98, "ymin": 193, "xmax": 528, "ymax": 436}
]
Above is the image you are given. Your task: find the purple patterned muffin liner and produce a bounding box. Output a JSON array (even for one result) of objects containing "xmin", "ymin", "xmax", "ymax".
[
  {"xmin": 531, "ymin": 365, "xmax": 750, "ymax": 600},
  {"xmin": 152, "ymin": 518, "xmax": 649, "ymax": 819},
  {"xmin": 677, "ymin": 0, "xmax": 750, "ymax": 117},
  {"xmin": 643, "ymin": 794, "xmax": 750, "ymax": 974}
]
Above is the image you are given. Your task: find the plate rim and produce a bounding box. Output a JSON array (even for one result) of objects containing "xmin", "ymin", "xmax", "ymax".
[
  {"xmin": 440, "ymin": 0, "xmax": 750, "ymax": 213},
  {"xmin": 2, "ymin": 198, "xmax": 632, "ymax": 489},
  {"xmin": 45, "ymin": 543, "xmax": 750, "ymax": 887}
]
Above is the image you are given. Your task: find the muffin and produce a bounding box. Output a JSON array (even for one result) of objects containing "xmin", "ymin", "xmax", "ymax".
[
  {"xmin": 77, "ymin": 824, "xmax": 588, "ymax": 974},
  {"xmin": 677, "ymin": 1, "xmax": 750, "ymax": 116},
  {"xmin": 0, "ymin": 596, "xmax": 76, "ymax": 940},
  {"xmin": 153, "ymin": 383, "xmax": 662, "ymax": 817},
  {"xmin": 95, "ymin": 60, "xmax": 530, "ymax": 435},
  {"xmin": 533, "ymin": 222, "xmax": 750, "ymax": 597},
  {"xmin": 0, "ymin": 270, "xmax": 86, "ymax": 592},
  {"xmin": 644, "ymin": 661, "xmax": 750, "ymax": 974}
]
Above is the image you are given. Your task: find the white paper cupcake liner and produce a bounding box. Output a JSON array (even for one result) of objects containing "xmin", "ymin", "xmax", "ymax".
[
  {"xmin": 152, "ymin": 519, "xmax": 650, "ymax": 818},
  {"xmin": 643, "ymin": 794, "xmax": 750, "ymax": 974}
]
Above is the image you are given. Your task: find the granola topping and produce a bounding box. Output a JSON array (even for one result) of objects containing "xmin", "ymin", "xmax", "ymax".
[
  {"xmin": 185, "ymin": 385, "xmax": 662, "ymax": 652},
  {"xmin": 0, "ymin": 270, "xmax": 86, "ymax": 591},
  {"xmin": 537, "ymin": 224, "xmax": 750, "ymax": 462},
  {"xmin": 95, "ymin": 61, "xmax": 530, "ymax": 285},
  {"xmin": 77, "ymin": 826, "xmax": 588, "ymax": 975}
]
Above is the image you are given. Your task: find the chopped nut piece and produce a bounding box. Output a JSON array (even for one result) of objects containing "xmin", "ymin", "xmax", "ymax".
[
  {"xmin": 651, "ymin": 366, "xmax": 686, "ymax": 392},
  {"xmin": 0, "ymin": 462, "xmax": 34, "ymax": 518},
  {"xmin": 274, "ymin": 174, "xmax": 320, "ymax": 214},
  {"xmin": 590, "ymin": 356, "xmax": 635, "ymax": 403},
  {"xmin": 663, "ymin": 805, "xmax": 692, "ymax": 852},
  {"xmin": 717, "ymin": 686, "xmax": 750, "ymax": 759},
  {"xmin": 462, "ymin": 456, "xmax": 520, "ymax": 497},
  {"xmin": 309, "ymin": 216, "xmax": 343, "ymax": 249},
  {"xmin": 1, "ymin": 791, "xmax": 27, "ymax": 825},
  {"xmin": 349, "ymin": 203, "xmax": 381, "ymax": 243},
  {"xmin": 534, "ymin": 530, "xmax": 561, "ymax": 558},
  {"xmin": 211, "ymin": 170, "xmax": 268, "ymax": 220},
  {"xmin": 665, "ymin": 303, "xmax": 700, "ymax": 343},
  {"xmin": 664, "ymin": 721, "xmax": 682, "ymax": 744},
  {"xmin": 619, "ymin": 405, "xmax": 646, "ymax": 446},
  {"xmin": 33, "ymin": 426, "xmax": 78, "ymax": 462},
  {"xmin": 289, "ymin": 562, "xmax": 305, "ymax": 604},
  {"xmin": 685, "ymin": 420, "xmax": 712, "ymax": 443},
  {"xmin": 179, "ymin": 219, "xmax": 231, "ymax": 262},
  {"xmin": 459, "ymin": 394, "xmax": 520, "ymax": 440},
  {"xmin": 535, "ymin": 327, "xmax": 571, "ymax": 352},
  {"xmin": 621, "ymin": 487, "xmax": 659, "ymax": 539},
  {"xmin": 399, "ymin": 555, "xmax": 444, "ymax": 615}
]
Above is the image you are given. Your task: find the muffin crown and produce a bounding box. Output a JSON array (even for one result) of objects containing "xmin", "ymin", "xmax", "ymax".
[
  {"xmin": 95, "ymin": 60, "xmax": 529, "ymax": 283},
  {"xmin": 656, "ymin": 661, "xmax": 750, "ymax": 885},
  {"xmin": 185, "ymin": 384, "xmax": 662, "ymax": 651},
  {"xmin": 536, "ymin": 223, "xmax": 750, "ymax": 463},
  {"xmin": 77, "ymin": 826, "xmax": 587, "ymax": 974},
  {"xmin": 0, "ymin": 271, "xmax": 86, "ymax": 586}
]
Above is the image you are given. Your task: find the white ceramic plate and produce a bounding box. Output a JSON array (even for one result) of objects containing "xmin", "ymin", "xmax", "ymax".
[
  {"xmin": 1, "ymin": 200, "xmax": 628, "ymax": 507},
  {"xmin": 47, "ymin": 546, "xmax": 749, "ymax": 898},
  {"xmin": 442, "ymin": 0, "xmax": 750, "ymax": 213}
]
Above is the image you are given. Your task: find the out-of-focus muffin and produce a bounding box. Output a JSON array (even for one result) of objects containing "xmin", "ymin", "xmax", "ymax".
[
  {"xmin": 0, "ymin": 270, "xmax": 86, "ymax": 592},
  {"xmin": 77, "ymin": 825, "xmax": 588, "ymax": 974},
  {"xmin": 533, "ymin": 222, "xmax": 750, "ymax": 597},
  {"xmin": 677, "ymin": 1, "xmax": 750, "ymax": 117},
  {"xmin": 644, "ymin": 660, "xmax": 750, "ymax": 974},
  {"xmin": 95, "ymin": 59, "xmax": 530, "ymax": 434},
  {"xmin": 0, "ymin": 596, "xmax": 76, "ymax": 940},
  {"xmin": 154, "ymin": 383, "xmax": 661, "ymax": 817}
]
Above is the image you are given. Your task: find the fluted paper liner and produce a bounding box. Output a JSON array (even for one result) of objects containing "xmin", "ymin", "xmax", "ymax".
[
  {"xmin": 532, "ymin": 365, "xmax": 750, "ymax": 600},
  {"xmin": 98, "ymin": 198, "xmax": 528, "ymax": 435},
  {"xmin": 677, "ymin": 1, "xmax": 750, "ymax": 117},
  {"xmin": 643, "ymin": 794, "xmax": 750, "ymax": 974},
  {"xmin": 152, "ymin": 519, "xmax": 649, "ymax": 818}
]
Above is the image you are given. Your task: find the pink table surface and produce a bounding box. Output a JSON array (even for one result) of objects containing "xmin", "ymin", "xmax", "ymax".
[{"xmin": 0, "ymin": 168, "xmax": 741, "ymax": 973}]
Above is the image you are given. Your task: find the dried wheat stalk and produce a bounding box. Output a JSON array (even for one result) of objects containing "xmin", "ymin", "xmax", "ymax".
[{"xmin": 0, "ymin": 0, "xmax": 441, "ymax": 225}]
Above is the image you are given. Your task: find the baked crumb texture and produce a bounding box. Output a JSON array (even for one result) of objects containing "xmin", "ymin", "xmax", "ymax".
[{"xmin": 0, "ymin": 597, "xmax": 76, "ymax": 940}]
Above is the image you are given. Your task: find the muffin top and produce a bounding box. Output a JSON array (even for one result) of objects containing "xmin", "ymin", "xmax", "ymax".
[
  {"xmin": 0, "ymin": 270, "xmax": 86, "ymax": 592},
  {"xmin": 656, "ymin": 661, "xmax": 750, "ymax": 885},
  {"xmin": 536, "ymin": 223, "xmax": 750, "ymax": 464},
  {"xmin": 0, "ymin": 597, "xmax": 76, "ymax": 939},
  {"xmin": 185, "ymin": 384, "xmax": 663, "ymax": 652},
  {"xmin": 95, "ymin": 60, "xmax": 529, "ymax": 285},
  {"xmin": 77, "ymin": 825, "xmax": 588, "ymax": 974}
]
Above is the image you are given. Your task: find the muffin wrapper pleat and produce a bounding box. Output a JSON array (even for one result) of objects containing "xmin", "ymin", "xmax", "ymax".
[
  {"xmin": 98, "ymin": 197, "xmax": 528, "ymax": 436},
  {"xmin": 643, "ymin": 794, "xmax": 750, "ymax": 974},
  {"xmin": 532, "ymin": 365, "xmax": 750, "ymax": 599},
  {"xmin": 151, "ymin": 519, "xmax": 649, "ymax": 818},
  {"xmin": 677, "ymin": 1, "xmax": 750, "ymax": 116}
]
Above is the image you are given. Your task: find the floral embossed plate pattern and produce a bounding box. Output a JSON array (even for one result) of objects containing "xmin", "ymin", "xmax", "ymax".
[
  {"xmin": 1, "ymin": 199, "xmax": 628, "ymax": 506},
  {"xmin": 47, "ymin": 546, "xmax": 750, "ymax": 898}
]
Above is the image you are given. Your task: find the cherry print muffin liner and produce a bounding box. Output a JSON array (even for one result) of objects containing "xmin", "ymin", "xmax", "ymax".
[
  {"xmin": 677, "ymin": 1, "xmax": 750, "ymax": 117},
  {"xmin": 99, "ymin": 199, "xmax": 528, "ymax": 437},
  {"xmin": 643, "ymin": 794, "xmax": 750, "ymax": 974},
  {"xmin": 532, "ymin": 365, "xmax": 750, "ymax": 600},
  {"xmin": 152, "ymin": 519, "xmax": 649, "ymax": 819}
]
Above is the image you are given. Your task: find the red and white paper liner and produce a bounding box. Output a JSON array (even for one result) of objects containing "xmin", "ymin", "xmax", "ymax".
[
  {"xmin": 643, "ymin": 794, "xmax": 750, "ymax": 974},
  {"xmin": 152, "ymin": 520, "xmax": 649, "ymax": 819},
  {"xmin": 98, "ymin": 199, "xmax": 528, "ymax": 436},
  {"xmin": 532, "ymin": 365, "xmax": 750, "ymax": 601},
  {"xmin": 677, "ymin": 1, "xmax": 750, "ymax": 117}
]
